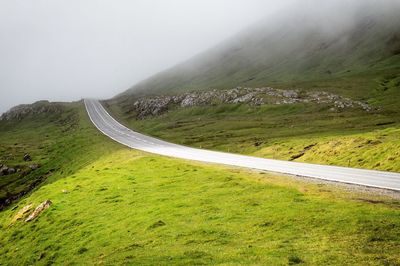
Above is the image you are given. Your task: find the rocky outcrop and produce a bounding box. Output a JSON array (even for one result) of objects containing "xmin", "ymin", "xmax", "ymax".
[
  {"xmin": 0, "ymin": 163, "xmax": 47, "ymax": 210},
  {"xmin": 10, "ymin": 204, "xmax": 33, "ymax": 225},
  {"xmin": 0, "ymin": 174, "xmax": 49, "ymax": 210},
  {"xmin": 129, "ymin": 87, "xmax": 373, "ymax": 119},
  {"xmin": 25, "ymin": 200, "xmax": 52, "ymax": 222},
  {"xmin": 9, "ymin": 200, "xmax": 52, "ymax": 225},
  {"xmin": 0, "ymin": 101, "xmax": 64, "ymax": 121},
  {"xmin": 0, "ymin": 164, "xmax": 17, "ymax": 176},
  {"xmin": 0, "ymin": 162, "xmax": 39, "ymax": 177}
]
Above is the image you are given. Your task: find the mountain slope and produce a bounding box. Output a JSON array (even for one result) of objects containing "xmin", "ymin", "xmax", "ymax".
[
  {"xmin": 119, "ymin": 2, "xmax": 400, "ymax": 98},
  {"xmin": 107, "ymin": 2, "xmax": 400, "ymax": 174}
]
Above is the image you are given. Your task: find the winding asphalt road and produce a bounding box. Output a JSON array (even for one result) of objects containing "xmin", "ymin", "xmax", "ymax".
[{"xmin": 85, "ymin": 99, "xmax": 400, "ymax": 191}]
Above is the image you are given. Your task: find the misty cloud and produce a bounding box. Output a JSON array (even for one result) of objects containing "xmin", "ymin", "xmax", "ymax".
[
  {"xmin": 1, "ymin": 0, "xmax": 399, "ymax": 113},
  {"xmin": 0, "ymin": 0, "xmax": 293, "ymax": 113}
]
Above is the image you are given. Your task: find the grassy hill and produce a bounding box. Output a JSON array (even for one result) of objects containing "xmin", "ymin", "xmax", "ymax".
[
  {"xmin": 107, "ymin": 3, "xmax": 400, "ymax": 173},
  {"xmin": 1, "ymin": 2, "xmax": 400, "ymax": 264},
  {"xmin": 119, "ymin": 3, "xmax": 400, "ymax": 98},
  {"xmin": 1, "ymin": 102, "xmax": 400, "ymax": 265}
]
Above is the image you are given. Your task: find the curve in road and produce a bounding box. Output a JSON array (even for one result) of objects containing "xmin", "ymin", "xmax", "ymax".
[{"xmin": 85, "ymin": 99, "xmax": 400, "ymax": 191}]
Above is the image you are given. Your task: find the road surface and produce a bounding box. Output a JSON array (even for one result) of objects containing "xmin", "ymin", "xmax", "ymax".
[{"xmin": 85, "ymin": 99, "xmax": 400, "ymax": 191}]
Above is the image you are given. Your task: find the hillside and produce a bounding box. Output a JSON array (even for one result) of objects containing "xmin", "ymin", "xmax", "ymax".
[
  {"xmin": 106, "ymin": 2, "xmax": 400, "ymax": 173},
  {"xmin": 119, "ymin": 3, "xmax": 400, "ymax": 98},
  {"xmin": 1, "ymin": 102, "xmax": 400, "ymax": 264}
]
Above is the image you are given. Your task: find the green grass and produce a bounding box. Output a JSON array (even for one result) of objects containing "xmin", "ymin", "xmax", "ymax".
[
  {"xmin": 1, "ymin": 102, "xmax": 400, "ymax": 265},
  {"xmin": 0, "ymin": 102, "xmax": 120, "ymax": 208},
  {"xmin": 254, "ymin": 127, "xmax": 400, "ymax": 171},
  {"xmin": 107, "ymin": 90, "xmax": 400, "ymax": 172},
  {"xmin": 110, "ymin": 20, "xmax": 400, "ymax": 173},
  {"xmin": 1, "ymin": 149, "xmax": 400, "ymax": 265}
]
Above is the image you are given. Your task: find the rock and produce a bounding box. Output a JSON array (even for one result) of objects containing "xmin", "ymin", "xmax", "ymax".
[
  {"xmin": 25, "ymin": 200, "xmax": 52, "ymax": 222},
  {"xmin": 10, "ymin": 203, "xmax": 33, "ymax": 224},
  {"xmin": 254, "ymin": 141, "xmax": 263, "ymax": 147},
  {"xmin": 29, "ymin": 164, "xmax": 40, "ymax": 170},
  {"xmin": 7, "ymin": 168, "xmax": 16, "ymax": 175},
  {"xmin": 127, "ymin": 87, "xmax": 374, "ymax": 119},
  {"xmin": 62, "ymin": 189, "xmax": 69, "ymax": 194},
  {"xmin": 0, "ymin": 165, "xmax": 9, "ymax": 176},
  {"xmin": 0, "ymin": 101, "xmax": 64, "ymax": 121},
  {"xmin": 23, "ymin": 154, "xmax": 32, "ymax": 162}
]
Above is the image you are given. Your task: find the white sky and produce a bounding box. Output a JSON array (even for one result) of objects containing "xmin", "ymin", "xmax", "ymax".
[{"xmin": 0, "ymin": 0, "xmax": 294, "ymax": 113}]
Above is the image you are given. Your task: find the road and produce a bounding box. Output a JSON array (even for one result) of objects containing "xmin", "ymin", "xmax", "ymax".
[{"xmin": 85, "ymin": 99, "xmax": 400, "ymax": 191}]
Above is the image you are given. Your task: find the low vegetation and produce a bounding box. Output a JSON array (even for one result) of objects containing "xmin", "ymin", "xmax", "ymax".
[
  {"xmin": 106, "ymin": 72, "xmax": 400, "ymax": 172},
  {"xmin": 0, "ymin": 102, "xmax": 400, "ymax": 265},
  {"xmin": 0, "ymin": 102, "xmax": 119, "ymax": 209}
]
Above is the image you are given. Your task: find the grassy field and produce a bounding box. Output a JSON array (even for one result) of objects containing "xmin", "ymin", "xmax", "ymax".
[
  {"xmin": 0, "ymin": 102, "xmax": 120, "ymax": 209},
  {"xmin": 0, "ymin": 102, "xmax": 400, "ymax": 265},
  {"xmin": 107, "ymin": 74, "xmax": 400, "ymax": 172}
]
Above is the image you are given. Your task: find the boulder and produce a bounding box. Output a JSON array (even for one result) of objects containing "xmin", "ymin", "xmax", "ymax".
[
  {"xmin": 23, "ymin": 154, "xmax": 32, "ymax": 161},
  {"xmin": 25, "ymin": 200, "xmax": 52, "ymax": 222},
  {"xmin": 0, "ymin": 165, "xmax": 9, "ymax": 175}
]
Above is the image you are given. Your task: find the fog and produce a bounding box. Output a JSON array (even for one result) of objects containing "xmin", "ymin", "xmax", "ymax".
[
  {"xmin": 1, "ymin": 0, "xmax": 399, "ymax": 113},
  {"xmin": 0, "ymin": 0, "xmax": 294, "ymax": 113}
]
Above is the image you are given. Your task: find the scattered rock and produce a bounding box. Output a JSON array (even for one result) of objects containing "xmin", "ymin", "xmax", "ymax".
[
  {"xmin": 0, "ymin": 165, "xmax": 18, "ymax": 175},
  {"xmin": 0, "ymin": 101, "xmax": 65, "ymax": 121},
  {"xmin": 7, "ymin": 168, "xmax": 16, "ymax": 175},
  {"xmin": 23, "ymin": 154, "xmax": 32, "ymax": 162},
  {"xmin": 10, "ymin": 203, "xmax": 33, "ymax": 224},
  {"xmin": 25, "ymin": 200, "xmax": 52, "ymax": 222},
  {"xmin": 128, "ymin": 87, "xmax": 374, "ymax": 119},
  {"xmin": 29, "ymin": 164, "xmax": 40, "ymax": 170},
  {"xmin": 0, "ymin": 165, "xmax": 9, "ymax": 176}
]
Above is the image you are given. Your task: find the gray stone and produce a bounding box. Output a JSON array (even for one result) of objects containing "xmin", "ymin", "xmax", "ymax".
[
  {"xmin": 29, "ymin": 164, "xmax": 40, "ymax": 170},
  {"xmin": 128, "ymin": 86, "xmax": 374, "ymax": 119},
  {"xmin": 7, "ymin": 168, "xmax": 16, "ymax": 175},
  {"xmin": 1, "ymin": 165, "xmax": 9, "ymax": 175},
  {"xmin": 23, "ymin": 154, "xmax": 32, "ymax": 162}
]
